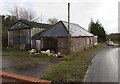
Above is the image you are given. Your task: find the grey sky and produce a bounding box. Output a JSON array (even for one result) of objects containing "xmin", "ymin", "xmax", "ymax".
[{"xmin": 0, "ymin": 0, "xmax": 119, "ymax": 34}]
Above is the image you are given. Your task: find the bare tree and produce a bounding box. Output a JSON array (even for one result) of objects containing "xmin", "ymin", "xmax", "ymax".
[
  {"xmin": 8, "ymin": 6, "xmax": 39, "ymax": 21},
  {"xmin": 9, "ymin": 6, "xmax": 19, "ymax": 19},
  {"xmin": 48, "ymin": 18, "xmax": 58, "ymax": 24}
]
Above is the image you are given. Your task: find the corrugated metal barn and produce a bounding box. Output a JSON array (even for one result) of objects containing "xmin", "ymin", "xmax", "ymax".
[
  {"xmin": 33, "ymin": 21, "xmax": 96, "ymax": 54},
  {"xmin": 8, "ymin": 20, "xmax": 52, "ymax": 50}
]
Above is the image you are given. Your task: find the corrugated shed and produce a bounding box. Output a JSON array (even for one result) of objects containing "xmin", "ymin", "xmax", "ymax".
[{"xmin": 33, "ymin": 21, "xmax": 94, "ymax": 39}]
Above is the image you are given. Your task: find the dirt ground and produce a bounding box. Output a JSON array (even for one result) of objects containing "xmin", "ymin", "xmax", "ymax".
[{"xmin": 1, "ymin": 52, "xmax": 62, "ymax": 78}]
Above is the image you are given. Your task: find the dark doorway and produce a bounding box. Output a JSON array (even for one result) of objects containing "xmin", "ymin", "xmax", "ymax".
[{"xmin": 43, "ymin": 38, "xmax": 58, "ymax": 52}]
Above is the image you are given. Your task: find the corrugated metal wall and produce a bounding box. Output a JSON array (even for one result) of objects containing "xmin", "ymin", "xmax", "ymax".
[
  {"xmin": 9, "ymin": 29, "xmax": 31, "ymax": 50},
  {"xmin": 8, "ymin": 21, "xmax": 49, "ymax": 50}
]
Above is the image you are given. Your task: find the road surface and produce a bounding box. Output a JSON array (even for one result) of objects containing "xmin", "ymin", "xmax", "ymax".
[{"xmin": 85, "ymin": 48, "xmax": 119, "ymax": 83}]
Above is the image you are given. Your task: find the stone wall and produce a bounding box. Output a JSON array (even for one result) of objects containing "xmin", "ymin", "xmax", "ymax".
[
  {"xmin": 71, "ymin": 37, "xmax": 94, "ymax": 53},
  {"xmin": 58, "ymin": 37, "xmax": 68, "ymax": 53}
]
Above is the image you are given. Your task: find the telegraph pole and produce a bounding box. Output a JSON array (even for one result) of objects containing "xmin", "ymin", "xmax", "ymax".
[{"xmin": 68, "ymin": 3, "xmax": 71, "ymax": 54}]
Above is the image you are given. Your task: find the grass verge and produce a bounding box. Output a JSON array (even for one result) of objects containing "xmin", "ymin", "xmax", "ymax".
[
  {"xmin": 2, "ymin": 47, "xmax": 49, "ymax": 58},
  {"xmin": 2, "ymin": 47, "xmax": 23, "ymax": 52},
  {"xmin": 2, "ymin": 47, "xmax": 50, "ymax": 63},
  {"xmin": 41, "ymin": 44, "xmax": 107, "ymax": 84}
]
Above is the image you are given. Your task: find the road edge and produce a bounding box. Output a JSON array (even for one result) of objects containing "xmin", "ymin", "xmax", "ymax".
[{"xmin": 83, "ymin": 56, "xmax": 96, "ymax": 83}]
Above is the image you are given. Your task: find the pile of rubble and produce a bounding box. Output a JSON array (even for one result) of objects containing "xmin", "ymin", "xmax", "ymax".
[{"xmin": 28, "ymin": 49, "xmax": 63, "ymax": 58}]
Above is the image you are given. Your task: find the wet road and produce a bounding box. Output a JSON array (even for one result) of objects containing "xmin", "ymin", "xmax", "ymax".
[{"xmin": 85, "ymin": 48, "xmax": 119, "ymax": 82}]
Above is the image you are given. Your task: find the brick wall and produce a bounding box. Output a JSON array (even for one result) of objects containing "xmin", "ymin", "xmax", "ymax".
[{"xmin": 1, "ymin": 72, "xmax": 51, "ymax": 84}]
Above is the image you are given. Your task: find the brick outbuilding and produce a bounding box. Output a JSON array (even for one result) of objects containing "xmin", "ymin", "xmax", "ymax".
[{"xmin": 33, "ymin": 21, "xmax": 97, "ymax": 54}]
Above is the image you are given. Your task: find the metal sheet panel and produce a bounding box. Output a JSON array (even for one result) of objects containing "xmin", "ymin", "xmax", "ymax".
[
  {"xmin": 33, "ymin": 21, "xmax": 94, "ymax": 39},
  {"xmin": 62, "ymin": 21, "xmax": 94, "ymax": 37},
  {"xmin": 33, "ymin": 22, "xmax": 68, "ymax": 39},
  {"xmin": 13, "ymin": 36, "xmax": 26, "ymax": 44}
]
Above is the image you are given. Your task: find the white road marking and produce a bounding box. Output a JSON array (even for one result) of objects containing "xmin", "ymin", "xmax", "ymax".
[{"xmin": 83, "ymin": 56, "xmax": 96, "ymax": 83}]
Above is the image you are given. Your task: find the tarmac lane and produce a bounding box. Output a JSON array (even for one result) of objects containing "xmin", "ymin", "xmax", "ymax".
[{"xmin": 85, "ymin": 48, "xmax": 119, "ymax": 83}]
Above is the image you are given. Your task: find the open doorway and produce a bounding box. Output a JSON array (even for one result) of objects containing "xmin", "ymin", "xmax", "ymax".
[{"xmin": 43, "ymin": 38, "xmax": 58, "ymax": 52}]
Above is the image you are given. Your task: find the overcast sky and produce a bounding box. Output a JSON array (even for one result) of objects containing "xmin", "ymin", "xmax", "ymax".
[{"xmin": 0, "ymin": 0, "xmax": 119, "ymax": 34}]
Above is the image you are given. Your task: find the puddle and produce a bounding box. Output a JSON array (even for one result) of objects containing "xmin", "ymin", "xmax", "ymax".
[
  {"xmin": 2, "ymin": 56, "xmax": 16, "ymax": 68},
  {"xmin": 2, "ymin": 54, "xmax": 62, "ymax": 78}
]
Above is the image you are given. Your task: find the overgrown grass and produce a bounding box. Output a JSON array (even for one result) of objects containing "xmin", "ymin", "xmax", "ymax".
[
  {"xmin": 3, "ymin": 51, "xmax": 48, "ymax": 57},
  {"xmin": 2, "ymin": 47, "xmax": 23, "ymax": 52},
  {"xmin": 41, "ymin": 51, "xmax": 92, "ymax": 83},
  {"xmin": 2, "ymin": 47, "xmax": 50, "ymax": 58},
  {"xmin": 41, "ymin": 45, "xmax": 106, "ymax": 84},
  {"xmin": 32, "ymin": 53, "xmax": 48, "ymax": 58},
  {"xmin": 2, "ymin": 47, "xmax": 50, "ymax": 63},
  {"xmin": 3, "ymin": 51, "xmax": 28, "ymax": 56}
]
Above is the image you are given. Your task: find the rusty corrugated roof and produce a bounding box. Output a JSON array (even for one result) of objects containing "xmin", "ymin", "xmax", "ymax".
[{"xmin": 33, "ymin": 21, "xmax": 94, "ymax": 39}]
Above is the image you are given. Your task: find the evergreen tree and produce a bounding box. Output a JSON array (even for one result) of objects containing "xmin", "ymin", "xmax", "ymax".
[{"xmin": 89, "ymin": 19, "xmax": 106, "ymax": 42}]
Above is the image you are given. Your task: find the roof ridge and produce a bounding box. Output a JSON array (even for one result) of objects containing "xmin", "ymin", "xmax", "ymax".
[
  {"xmin": 19, "ymin": 19, "xmax": 51, "ymax": 25},
  {"xmin": 60, "ymin": 20, "xmax": 80, "ymax": 26}
]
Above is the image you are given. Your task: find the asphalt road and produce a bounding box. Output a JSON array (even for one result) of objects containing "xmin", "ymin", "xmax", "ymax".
[{"xmin": 85, "ymin": 48, "xmax": 119, "ymax": 83}]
